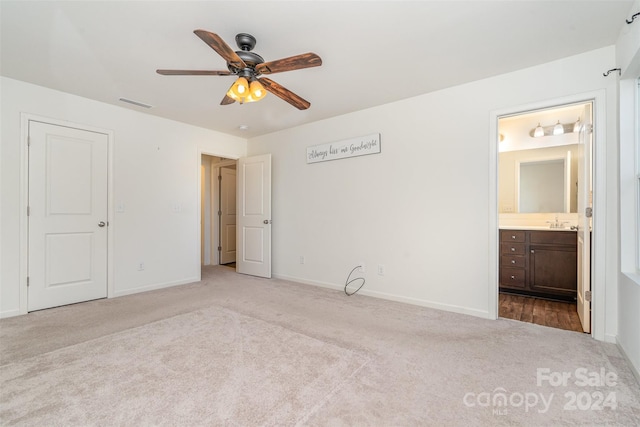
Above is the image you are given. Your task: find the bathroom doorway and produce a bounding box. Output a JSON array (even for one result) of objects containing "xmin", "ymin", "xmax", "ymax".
[{"xmin": 496, "ymin": 102, "xmax": 593, "ymax": 333}]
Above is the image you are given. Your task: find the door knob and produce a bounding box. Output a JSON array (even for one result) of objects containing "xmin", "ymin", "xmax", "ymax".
[
  {"xmin": 98, "ymin": 221, "xmax": 106, "ymax": 227},
  {"xmin": 263, "ymin": 219, "xmax": 272, "ymax": 224}
]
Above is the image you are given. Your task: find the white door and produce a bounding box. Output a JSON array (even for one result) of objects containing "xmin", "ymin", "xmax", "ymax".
[
  {"xmin": 219, "ymin": 166, "xmax": 237, "ymax": 264},
  {"xmin": 236, "ymin": 154, "xmax": 271, "ymax": 278},
  {"xmin": 576, "ymin": 103, "xmax": 592, "ymax": 333},
  {"xmin": 28, "ymin": 121, "xmax": 108, "ymax": 311}
]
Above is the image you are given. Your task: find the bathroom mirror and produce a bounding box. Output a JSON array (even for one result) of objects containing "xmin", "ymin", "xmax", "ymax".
[
  {"xmin": 518, "ymin": 158, "xmax": 568, "ymax": 213},
  {"xmin": 499, "ymin": 145, "xmax": 578, "ymax": 213}
]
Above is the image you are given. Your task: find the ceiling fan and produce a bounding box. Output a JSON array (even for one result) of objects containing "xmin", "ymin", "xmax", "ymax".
[{"xmin": 157, "ymin": 30, "xmax": 322, "ymax": 110}]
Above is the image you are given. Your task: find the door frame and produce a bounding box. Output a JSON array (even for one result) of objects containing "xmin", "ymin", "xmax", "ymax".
[
  {"xmin": 489, "ymin": 90, "xmax": 607, "ymax": 340},
  {"xmin": 18, "ymin": 113, "xmax": 114, "ymax": 315}
]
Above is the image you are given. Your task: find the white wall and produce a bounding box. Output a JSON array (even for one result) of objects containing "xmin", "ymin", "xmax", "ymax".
[
  {"xmin": 616, "ymin": 0, "xmax": 640, "ymax": 379},
  {"xmin": 0, "ymin": 77, "xmax": 246, "ymax": 317},
  {"xmin": 247, "ymin": 47, "xmax": 619, "ymax": 322}
]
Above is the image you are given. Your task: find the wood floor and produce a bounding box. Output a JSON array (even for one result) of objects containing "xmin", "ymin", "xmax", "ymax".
[{"xmin": 499, "ymin": 292, "xmax": 584, "ymax": 333}]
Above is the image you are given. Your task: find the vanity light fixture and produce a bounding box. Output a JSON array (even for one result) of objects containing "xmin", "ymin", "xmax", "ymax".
[
  {"xmin": 553, "ymin": 120, "xmax": 564, "ymax": 136},
  {"xmin": 573, "ymin": 117, "xmax": 581, "ymax": 132},
  {"xmin": 530, "ymin": 120, "xmax": 574, "ymax": 138},
  {"xmin": 533, "ymin": 123, "xmax": 545, "ymax": 138}
]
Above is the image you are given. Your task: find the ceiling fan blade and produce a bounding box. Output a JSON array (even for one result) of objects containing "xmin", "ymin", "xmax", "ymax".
[
  {"xmin": 258, "ymin": 77, "xmax": 310, "ymax": 110},
  {"xmin": 156, "ymin": 69, "xmax": 232, "ymax": 76},
  {"xmin": 220, "ymin": 94, "xmax": 236, "ymax": 105},
  {"xmin": 194, "ymin": 30, "xmax": 246, "ymax": 69},
  {"xmin": 255, "ymin": 53, "xmax": 322, "ymax": 75}
]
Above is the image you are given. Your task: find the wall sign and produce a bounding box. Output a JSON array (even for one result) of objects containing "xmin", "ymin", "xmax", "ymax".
[{"xmin": 306, "ymin": 133, "xmax": 381, "ymax": 164}]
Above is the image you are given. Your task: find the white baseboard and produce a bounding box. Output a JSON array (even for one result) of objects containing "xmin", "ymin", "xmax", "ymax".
[
  {"xmin": 112, "ymin": 276, "xmax": 200, "ymax": 298},
  {"xmin": 604, "ymin": 333, "xmax": 617, "ymax": 344},
  {"xmin": 273, "ymin": 273, "xmax": 491, "ymax": 319},
  {"xmin": 0, "ymin": 308, "xmax": 22, "ymax": 319},
  {"xmin": 616, "ymin": 338, "xmax": 640, "ymax": 386}
]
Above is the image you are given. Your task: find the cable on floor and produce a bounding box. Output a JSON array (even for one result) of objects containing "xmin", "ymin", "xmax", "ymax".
[{"xmin": 344, "ymin": 265, "xmax": 365, "ymax": 296}]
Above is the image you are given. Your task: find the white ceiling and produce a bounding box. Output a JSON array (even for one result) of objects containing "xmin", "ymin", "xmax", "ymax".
[{"xmin": 0, "ymin": 1, "xmax": 633, "ymax": 138}]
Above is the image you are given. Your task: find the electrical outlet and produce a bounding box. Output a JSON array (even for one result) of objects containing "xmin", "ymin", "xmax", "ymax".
[
  {"xmin": 358, "ymin": 262, "xmax": 365, "ymax": 273},
  {"xmin": 299, "ymin": 255, "xmax": 305, "ymax": 265},
  {"xmin": 138, "ymin": 262, "xmax": 145, "ymax": 271},
  {"xmin": 377, "ymin": 264, "xmax": 385, "ymax": 276}
]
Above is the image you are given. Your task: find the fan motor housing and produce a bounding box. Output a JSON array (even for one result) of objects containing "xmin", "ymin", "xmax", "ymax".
[{"xmin": 235, "ymin": 51, "xmax": 264, "ymax": 67}]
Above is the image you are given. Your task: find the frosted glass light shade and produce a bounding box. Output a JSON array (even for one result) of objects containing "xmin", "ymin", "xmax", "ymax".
[
  {"xmin": 533, "ymin": 123, "xmax": 544, "ymax": 138},
  {"xmin": 553, "ymin": 120, "xmax": 564, "ymax": 135}
]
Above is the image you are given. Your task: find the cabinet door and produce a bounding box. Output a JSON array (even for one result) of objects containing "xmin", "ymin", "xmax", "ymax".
[
  {"xmin": 500, "ymin": 267, "xmax": 526, "ymax": 290},
  {"xmin": 529, "ymin": 246, "xmax": 577, "ymax": 297}
]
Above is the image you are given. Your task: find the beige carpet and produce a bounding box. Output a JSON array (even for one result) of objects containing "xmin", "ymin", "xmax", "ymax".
[{"xmin": 1, "ymin": 265, "xmax": 639, "ymax": 426}]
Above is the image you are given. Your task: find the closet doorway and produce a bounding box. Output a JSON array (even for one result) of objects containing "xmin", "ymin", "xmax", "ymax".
[{"xmin": 201, "ymin": 155, "xmax": 237, "ymax": 267}]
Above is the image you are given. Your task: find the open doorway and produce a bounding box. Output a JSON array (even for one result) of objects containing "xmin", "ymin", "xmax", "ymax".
[
  {"xmin": 497, "ymin": 102, "xmax": 592, "ymax": 333},
  {"xmin": 201, "ymin": 155, "xmax": 237, "ymax": 268}
]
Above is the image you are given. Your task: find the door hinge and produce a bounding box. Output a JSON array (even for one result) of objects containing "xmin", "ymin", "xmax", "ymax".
[
  {"xmin": 27, "ymin": 206, "xmax": 30, "ymax": 216},
  {"xmin": 218, "ymin": 174, "xmax": 222, "ymax": 181},
  {"xmin": 218, "ymin": 246, "xmax": 222, "ymax": 251},
  {"xmin": 27, "ymin": 276, "xmax": 30, "ymax": 287},
  {"xmin": 585, "ymin": 290, "xmax": 592, "ymax": 302},
  {"xmin": 585, "ymin": 207, "xmax": 593, "ymax": 218},
  {"xmin": 27, "ymin": 136, "xmax": 31, "ymax": 147}
]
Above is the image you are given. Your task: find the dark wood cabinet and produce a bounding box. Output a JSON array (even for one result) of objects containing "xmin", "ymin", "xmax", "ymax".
[{"xmin": 500, "ymin": 229, "xmax": 577, "ymax": 300}]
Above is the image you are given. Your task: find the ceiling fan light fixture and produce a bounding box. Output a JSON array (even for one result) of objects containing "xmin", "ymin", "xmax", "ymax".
[
  {"xmin": 533, "ymin": 123, "xmax": 545, "ymax": 138},
  {"xmin": 553, "ymin": 120, "xmax": 564, "ymax": 136},
  {"xmin": 226, "ymin": 86, "xmax": 242, "ymax": 102},
  {"xmin": 230, "ymin": 77, "xmax": 250, "ymax": 98},
  {"xmin": 249, "ymin": 80, "xmax": 266, "ymax": 100}
]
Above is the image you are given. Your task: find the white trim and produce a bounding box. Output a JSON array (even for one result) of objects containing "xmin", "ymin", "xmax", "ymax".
[
  {"xmin": 488, "ymin": 114, "xmax": 499, "ymax": 319},
  {"xmin": 19, "ymin": 114, "xmax": 114, "ymax": 315},
  {"xmin": 112, "ymin": 276, "xmax": 199, "ymax": 298},
  {"xmin": 489, "ymin": 90, "xmax": 607, "ymax": 340},
  {"xmin": 273, "ymin": 273, "xmax": 492, "ymax": 319}
]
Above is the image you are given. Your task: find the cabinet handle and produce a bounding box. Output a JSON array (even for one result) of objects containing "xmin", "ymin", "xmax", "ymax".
[
  {"xmin": 511, "ymin": 260, "xmax": 516, "ymax": 264},
  {"xmin": 511, "ymin": 275, "xmax": 516, "ymax": 279},
  {"xmin": 531, "ymin": 250, "xmax": 535, "ymax": 253},
  {"xmin": 510, "ymin": 247, "xmax": 516, "ymax": 252},
  {"xmin": 511, "ymin": 235, "xmax": 516, "ymax": 239}
]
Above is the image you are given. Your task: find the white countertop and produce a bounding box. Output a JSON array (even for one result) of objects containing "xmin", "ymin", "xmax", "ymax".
[{"xmin": 499, "ymin": 225, "xmax": 576, "ymax": 232}]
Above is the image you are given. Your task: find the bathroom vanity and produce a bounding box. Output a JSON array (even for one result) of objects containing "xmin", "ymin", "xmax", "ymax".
[{"xmin": 499, "ymin": 228, "xmax": 577, "ymax": 301}]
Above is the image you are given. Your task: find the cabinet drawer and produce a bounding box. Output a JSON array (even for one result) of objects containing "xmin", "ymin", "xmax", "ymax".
[
  {"xmin": 500, "ymin": 268, "xmax": 526, "ymax": 288},
  {"xmin": 500, "ymin": 230, "xmax": 526, "ymax": 243},
  {"xmin": 529, "ymin": 231, "xmax": 576, "ymax": 246},
  {"xmin": 501, "ymin": 243, "xmax": 526, "ymax": 255},
  {"xmin": 501, "ymin": 254, "xmax": 526, "ymax": 268}
]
